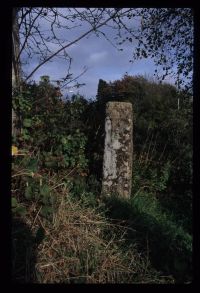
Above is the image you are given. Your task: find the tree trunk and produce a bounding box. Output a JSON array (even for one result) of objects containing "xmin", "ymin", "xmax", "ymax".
[{"xmin": 12, "ymin": 8, "xmax": 21, "ymax": 137}]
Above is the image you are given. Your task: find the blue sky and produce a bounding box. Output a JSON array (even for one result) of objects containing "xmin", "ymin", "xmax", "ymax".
[{"xmin": 21, "ymin": 8, "xmax": 177, "ymax": 100}]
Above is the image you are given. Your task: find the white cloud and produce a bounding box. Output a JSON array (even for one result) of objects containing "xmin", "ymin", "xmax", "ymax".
[
  {"xmin": 21, "ymin": 8, "xmax": 180, "ymax": 99},
  {"xmin": 88, "ymin": 51, "xmax": 108, "ymax": 64}
]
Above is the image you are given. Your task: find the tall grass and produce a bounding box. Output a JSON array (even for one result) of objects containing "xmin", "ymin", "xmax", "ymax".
[
  {"xmin": 12, "ymin": 170, "xmax": 175, "ymax": 283},
  {"xmin": 103, "ymin": 191, "xmax": 192, "ymax": 283}
]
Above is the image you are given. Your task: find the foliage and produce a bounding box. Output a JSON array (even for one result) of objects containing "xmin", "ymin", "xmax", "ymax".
[
  {"xmin": 12, "ymin": 74, "xmax": 192, "ymax": 283},
  {"xmin": 12, "ymin": 196, "xmax": 27, "ymax": 217},
  {"xmin": 12, "ymin": 77, "xmax": 88, "ymax": 173},
  {"xmin": 96, "ymin": 75, "xmax": 192, "ymax": 231},
  {"xmin": 133, "ymin": 8, "xmax": 193, "ymax": 92},
  {"xmin": 94, "ymin": 74, "xmax": 192, "ymax": 282},
  {"xmin": 12, "ymin": 76, "xmax": 89, "ymax": 222}
]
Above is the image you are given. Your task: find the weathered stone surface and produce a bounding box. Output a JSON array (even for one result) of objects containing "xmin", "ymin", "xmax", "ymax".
[{"xmin": 102, "ymin": 102, "xmax": 133, "ymax": 199}]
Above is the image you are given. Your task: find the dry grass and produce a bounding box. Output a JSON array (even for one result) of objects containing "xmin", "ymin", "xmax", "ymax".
[
  {"xmin": 12, "ymin": 163, "xmax": 175, "ymax": 283},
  {"xmin": 21, "ymin": 189, "xmax": 174, "ymax": 284}
]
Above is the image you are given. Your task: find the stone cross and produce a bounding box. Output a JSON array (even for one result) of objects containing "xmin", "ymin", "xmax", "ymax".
[{"xmin": 102, "ymin": 102, "xmax": 133, "ymax": 199}]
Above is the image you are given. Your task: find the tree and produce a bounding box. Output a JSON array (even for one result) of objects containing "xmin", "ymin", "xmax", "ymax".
[
  {"xmin": 12, "ymin": 8, "xmax": 22, "ymax": 136},
  {"xmin": 131, "ymin": 8, "xmax": 193, "ymax": 92},
  {"xmin": 14, "ymin": 8, "xmax": 193, "ymax": 90},
  {"xmin": 12, "ymin": 8, "xmax": 193, "ymax": 135},
  {"xmin": 12, "ymin": 8, "xmax": 133, "ymax": 134},
  {"xmin": 14, "ymin": 8, "xmax": 133, "ymax": 86},
  {"xmin": 96, "ymin": 79, "xmax": 108, "ymax": 100}
]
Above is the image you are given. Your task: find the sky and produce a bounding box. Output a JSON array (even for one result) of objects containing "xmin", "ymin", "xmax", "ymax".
[{"xmin": 21, "ymin": 8, "xmax": 177, "ymax": 100}]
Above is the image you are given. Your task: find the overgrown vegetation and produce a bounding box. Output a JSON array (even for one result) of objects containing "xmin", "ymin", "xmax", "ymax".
[{"xmin": 12, "ymin": 75, "xmax": 192, "ymax": 283}]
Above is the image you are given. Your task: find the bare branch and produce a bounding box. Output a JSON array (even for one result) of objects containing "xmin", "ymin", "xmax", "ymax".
[
  {"xmin": 60, "ymin": 66, "xmax": 88, "ymax": 89},
  {"xmin": 25, "ymin": 9, "xmax": 125, "ymax": 81},
  {"xmin": 17, "ymin": 8, "xmax": 44, "ymax": 62}
]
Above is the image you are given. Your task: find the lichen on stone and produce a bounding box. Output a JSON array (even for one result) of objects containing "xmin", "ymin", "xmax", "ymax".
[{"xmin": 102, "ymin": 102, "xmax": 133, "ymax": 199}]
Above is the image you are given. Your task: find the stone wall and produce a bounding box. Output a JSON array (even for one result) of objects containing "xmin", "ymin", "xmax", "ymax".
[{"xmin": 102, "ymin": 102, "xmax": 133, "ymax": 199}]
